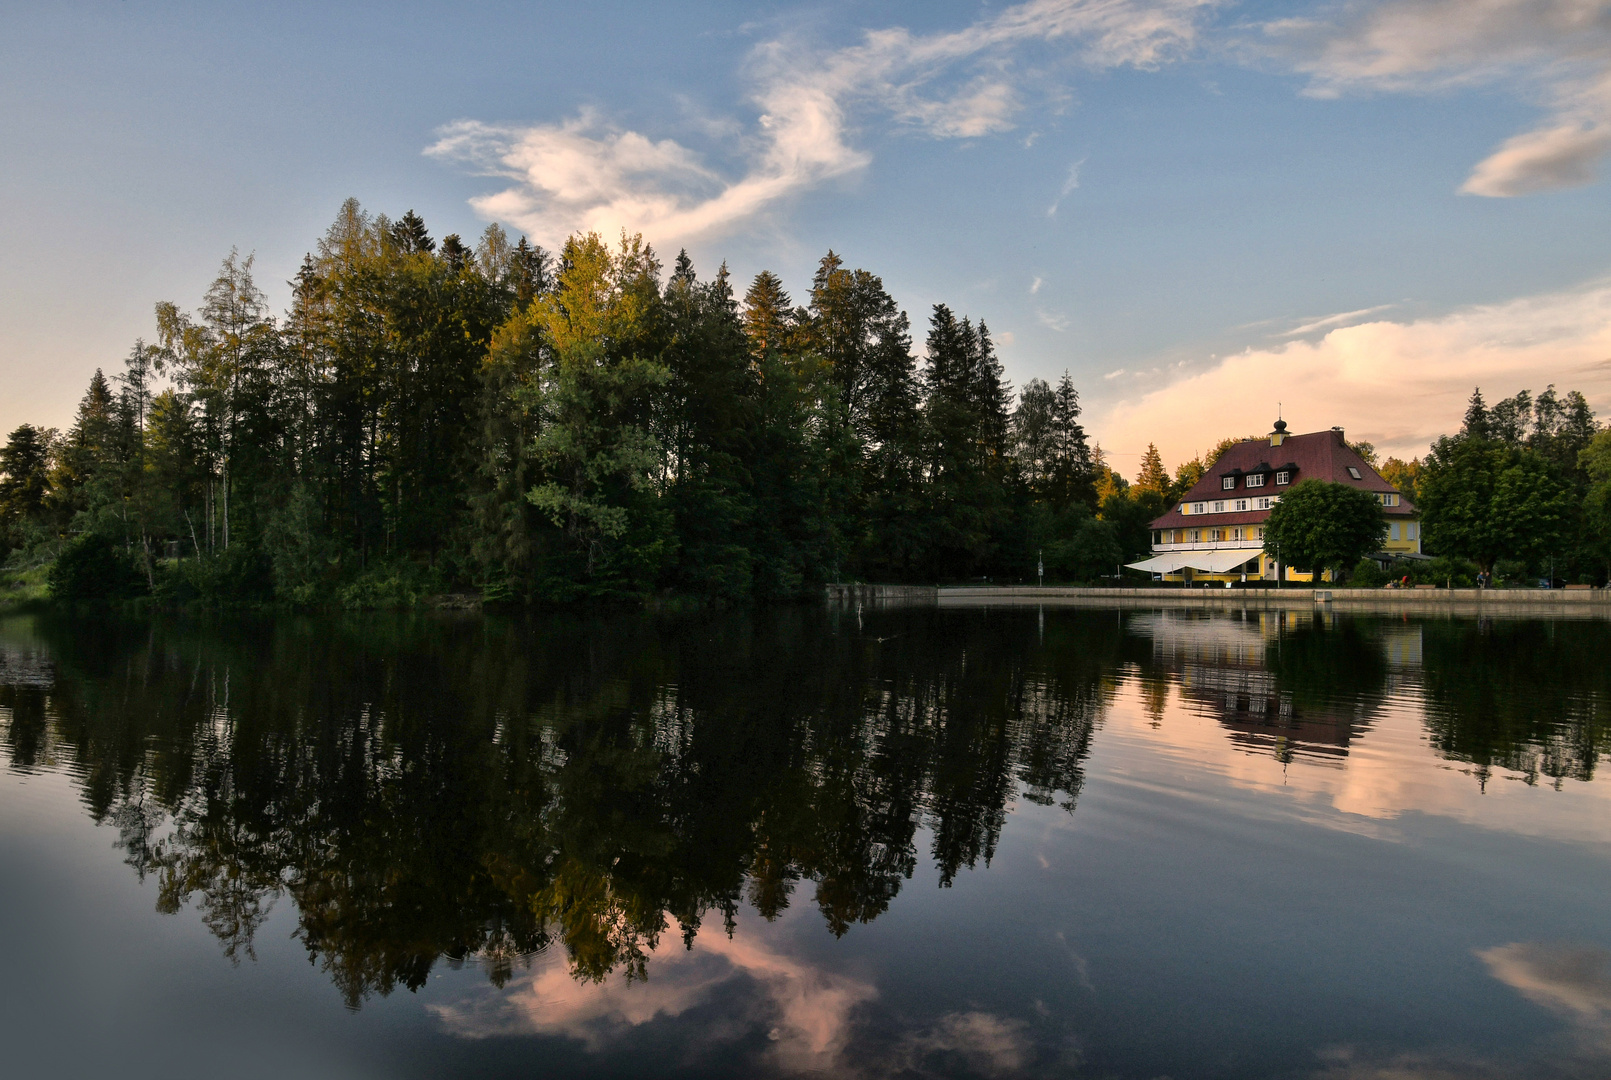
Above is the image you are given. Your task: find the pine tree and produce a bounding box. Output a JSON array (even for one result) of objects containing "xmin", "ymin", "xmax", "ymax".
[
  {"xmin": 1461, "ymin": 388, "xmax": 1490, "ymax": 441},
  {"xmin": 742, "ymin": 272, "xmax": 795, "ymax": 360},
  {"xmin": 1135, "ymin": 443, "xmax": 1169, "ymax": 494},
  {"xmin": 390, "ymin": 210, "xmax": 435, "ymax": 255}
]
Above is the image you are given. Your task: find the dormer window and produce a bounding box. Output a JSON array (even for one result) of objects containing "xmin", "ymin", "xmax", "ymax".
[
  {"xmin": 1246, "ymin": 473, "xmax": 1264, "ymax": 488},
  {"xmin": 1221, "ymin": 475, "xmax": 1235, "ymax": 490},
  {"xmin": 1275, "ymin": 470, "xmax": 1291, "ymax": 485},
  {"xmin": 1192, "ymin": 502, "xmax": 1205, "ymax": 514},
  {"xmin": 1213, "ymin": 501, "xmax": 1225, "ymax": 513},
  {"xmin": 1346, "ymin": 466, "xmax": 1362, "ymax": 480}
]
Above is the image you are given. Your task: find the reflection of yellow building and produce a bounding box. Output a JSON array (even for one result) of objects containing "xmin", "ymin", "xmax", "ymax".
[{"xmin": 1130, "ymin": 420, "xmax": 1421, "ymax": 584}]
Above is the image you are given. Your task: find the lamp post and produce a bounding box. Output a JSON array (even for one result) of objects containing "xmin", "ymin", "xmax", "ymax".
[{"xmin": 1037, "ymin": 549, "xmax": 1043, "ymax": 587}]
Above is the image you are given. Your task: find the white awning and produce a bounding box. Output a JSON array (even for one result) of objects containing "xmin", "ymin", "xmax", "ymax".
[{"xmin": 1126, "ymin": 549, "xmax": 1262, "ymax": 574}]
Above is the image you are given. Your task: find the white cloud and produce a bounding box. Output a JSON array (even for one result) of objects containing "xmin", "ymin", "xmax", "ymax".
[
  {"xmin": 1047, "ymin": 158, "xmax": 1085, "ymax": 215},
  {"xmin": 1038, "ymin": 308, "xmax": 1072, "ymax": 331},
  {"xmin": 1096, "ymin": 277, "xmax": 1611, "ymax": 465},
  {"xmin": 1030, "ymin": 275, "xmax": 1045, "ymax": 294},
  {"xmin": 428, "ymin": 1, "xmax": 1215, "ymax": 246},
  {"xmin": 1265, "ymin": 0, "xmax": 1611, "ymax": 197}
]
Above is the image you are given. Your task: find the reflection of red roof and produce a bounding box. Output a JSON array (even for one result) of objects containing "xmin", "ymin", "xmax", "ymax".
[{"xmin": 1151, "ymin": 428, "xmax": 1417, "ymax": 529}]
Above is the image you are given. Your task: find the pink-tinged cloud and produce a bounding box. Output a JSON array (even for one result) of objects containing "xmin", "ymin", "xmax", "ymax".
[{"xmin": 1095, "ymin": 279, "xmax": 1611, "ymax": 469}]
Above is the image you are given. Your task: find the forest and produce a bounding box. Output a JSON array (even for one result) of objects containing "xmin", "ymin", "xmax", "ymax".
[
  {"xmin": 0, "ymin": 201, "xmax": 1130, "ymax": 606},
  {"xmin": 1, "ymin": 199, "xmax": 1608, "ymax": 605}
]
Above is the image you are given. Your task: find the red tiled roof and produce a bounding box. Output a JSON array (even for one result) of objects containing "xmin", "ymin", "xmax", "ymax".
[{"xmin": 1149, "ymin": 428, "xmax": 1417, "ymax": 530}]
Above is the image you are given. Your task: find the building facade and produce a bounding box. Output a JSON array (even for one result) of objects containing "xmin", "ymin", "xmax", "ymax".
[{"xmin": 1129, "ymin": 421, "xmax": 1421, "ymax": 584}]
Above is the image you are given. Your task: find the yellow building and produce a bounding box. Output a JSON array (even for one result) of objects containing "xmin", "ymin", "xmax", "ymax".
[{"xmin": 1128, "ymin": 421, "xmax": 1421, "ymax": 584}]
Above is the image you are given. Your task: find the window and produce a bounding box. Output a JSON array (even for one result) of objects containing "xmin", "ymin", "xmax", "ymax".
[
  {"xmin": 1233, "ymin": 527, "xmax": 1244, "ymax": 541},
  {"xmin": 1246, "ymin": 473, "xmax": 1264, "ymax": 488},
  {"xmin": 1256, "ymin": 497, "xmax": 1272, "ymax": 510},
  {"xmin": 1213, "ymin": 501, "xmax": 1225, "ymax": 513},
  {"xmin": 1275, "ymin": 470, "xmax": 1290, "ymax": 485},
  {"xmin": 1192, "ymin": 502, "xmax": 1205, "ymax": 515},
  {"xmin": 1222, "ymin": 475, "xmax": 1236, "ymax": 490},
  {"xmin": 1188, "ymin": 529, "xmax": 1200, "ymax": 542},
  {"xmin": 1235, "ymin": 499, "xmax": 1247, "ymax": 511},
  {"xmin": 1408, "ymin": 523, "xmax": 1417, "ymax": 540},
  {"xmin": 1347, "ymin": 466, "xmax": 1362, "ymax": 479}
]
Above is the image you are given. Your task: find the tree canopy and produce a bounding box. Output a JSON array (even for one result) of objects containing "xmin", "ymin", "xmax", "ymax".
[{"xmin": 1262, "ymin": 480, "xmax": 1386, "ymax": 577}]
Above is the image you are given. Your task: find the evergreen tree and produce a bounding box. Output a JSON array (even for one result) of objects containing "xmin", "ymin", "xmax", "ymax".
[{"xmin": 1135, "ymin": 443, "xmax": 1169, "ymax": 495}]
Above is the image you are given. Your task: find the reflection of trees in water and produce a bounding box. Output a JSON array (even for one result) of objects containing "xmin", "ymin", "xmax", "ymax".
[
  {"xmin": 1416, "ymin": 620, "xmax": 1611, "ymax": 786},
  {"xmin": 0, "ymin": 607, "xmax": 1121, "ymax": 1007}
]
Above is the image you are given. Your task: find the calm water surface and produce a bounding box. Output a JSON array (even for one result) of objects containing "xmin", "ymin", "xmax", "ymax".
[{"xmin": 2, "ymin": 603, "xmax": 1609, "ymax": 1079}]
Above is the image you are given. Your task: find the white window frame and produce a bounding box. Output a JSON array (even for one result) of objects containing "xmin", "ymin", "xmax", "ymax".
[
  {"xmin": 1245, "ymin": 473, "xmax": 1264, "ymax": 488},
  {"xmin": 1221, "ymin": 475, "xmax": 1236, "ymax": 490},
  {"xmin": 1275, "ymin": 470, "xmax": 1290, "ymax": 485},
  {"xmin": 1192, "ymin": 502, "xmax": 1205, "ymax": 515},
  {"xmin": 1235, "ymin": 499, "xmax": 1247, "ymax": 511},
  {"xmin": 1256, "ymin": 497, "xmax": 1272, "ymax": 510},
  {"xmin": 1213, "ymin": 501, "xmax": 1225, "ymax": 513}
]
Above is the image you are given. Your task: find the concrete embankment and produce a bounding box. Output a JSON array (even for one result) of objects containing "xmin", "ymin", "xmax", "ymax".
[
  {"xmin": 935, "ymin": 585, "xmax": 1611, "ymax": 617},
  {"xmin": 827, "ymin": 583, "xmax": 1611, "ymax": 617}
]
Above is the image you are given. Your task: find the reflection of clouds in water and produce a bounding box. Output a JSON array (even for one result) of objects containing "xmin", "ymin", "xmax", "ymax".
[
  {"xmin": 429, "ymin": 920, "xmax": 1047, "ymax": 1077},
  {"xmin": 429, "ymin": 917, "xmax": 875, "ymax": 1073},
  {"xmin": 1481, "ymin": 942, "xmax": 1611, "ymax": 1053},
  {"xmin": 1311, "ymin": 943, "xmax": 1611, "ymax": 1079},
  {"xmin": 888, "ymin": 1011, "xmax": 1033, "ymax": 1078}
]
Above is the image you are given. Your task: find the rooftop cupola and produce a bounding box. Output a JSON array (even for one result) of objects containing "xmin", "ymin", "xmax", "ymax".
[{"xmin": 1270, "ymin": 419, "xmax": 1288, "ymax": 447}]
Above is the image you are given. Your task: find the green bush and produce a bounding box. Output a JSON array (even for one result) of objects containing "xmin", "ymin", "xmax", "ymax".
[
  {"xmin": 153, "ymin": 545, "xmax": 275, "ymax": 606},
  {"xmin": 1415, "ymin": 555, "xmax": 1479, "ymax": 588},
  {"xmin": 337, "ymin": 560, "xmax": 444, "ymax": 610},
  {"xmin": 1349, "ymin": 559, "xmax": 1389, "ymax": 588},
  {"xmin": 48, "ymin": 534, "xmax": 146, "ymax": 600},
  {"xmin": 1493, "ymin": 558, "xmax": 1528, "ymax": 587}
]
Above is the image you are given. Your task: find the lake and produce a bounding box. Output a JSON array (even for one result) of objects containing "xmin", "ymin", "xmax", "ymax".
[{"xmin": 2, "ymin": 602, "xmax": 1609, "ymax": 1080}]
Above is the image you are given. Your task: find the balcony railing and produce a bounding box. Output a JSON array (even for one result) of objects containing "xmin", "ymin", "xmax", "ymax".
[{"xmin": 1153, "ymin": 540, "xmax": 1265, "ymax": 552}]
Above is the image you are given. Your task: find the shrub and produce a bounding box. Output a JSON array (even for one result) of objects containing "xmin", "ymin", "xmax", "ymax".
[
  {"xmin": 1349, "ymin": 559, "xmax": 1389, "ymax": 588},
  {"xmin": 48, "ymin": 534, "xmax": 145, "ymax": 600},
  {"xmin": 1493, "ymin": 558, "xmax": 1528, "ymax": 587}
]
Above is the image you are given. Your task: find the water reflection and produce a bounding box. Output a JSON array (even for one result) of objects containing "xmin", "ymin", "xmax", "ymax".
[
  {"xmin": 3, "ymin": 604, "xmax": 1611, "ymax": 1078},
  {"xmin": 0, "ymin": 607, "xmax": 1119, "ymax": 1007}
]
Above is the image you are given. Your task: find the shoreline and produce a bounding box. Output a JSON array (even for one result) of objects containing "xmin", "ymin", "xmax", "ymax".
[{"xmin": 827, "ymin": 583, "xmax": 1611, "ymax": 617}]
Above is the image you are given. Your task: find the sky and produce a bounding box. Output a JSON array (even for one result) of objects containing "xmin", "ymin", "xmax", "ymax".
[{"xmin": 3, "ymin": 0, "xmax": 1610, "ymax": 471}]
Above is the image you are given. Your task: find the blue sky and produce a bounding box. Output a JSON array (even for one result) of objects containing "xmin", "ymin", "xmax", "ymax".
[{"xmin": 4, "ymin": 0, "xmax": 1610, "ymax": 468}]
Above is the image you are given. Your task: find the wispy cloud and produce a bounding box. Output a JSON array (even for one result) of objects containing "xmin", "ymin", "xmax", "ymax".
[
  {"xmin": 1097, "ymin": 276, "xmax": 1611, "ymax": 463},
  {"xmin": 1279, "ymin": 303, "xmax": 1397, "ymax": 336},
  {"xmin": 1038, "ymin": 308, "xmax": 1071, "ymax": 330},
  {"xmin": 427, "ymin": 0, "xmax": 1216, "ymax": 246},
  {"xmin": 1047, "ymin": 157, "xmax": 1086, "ymax": 215},
  {"xmin": 1030, "ymin": 275, "xmax": 1045, "ymax": 294},
  {"xmin": 1263, "ymin": 0, "xmax": 1611, "ymax": 197}
]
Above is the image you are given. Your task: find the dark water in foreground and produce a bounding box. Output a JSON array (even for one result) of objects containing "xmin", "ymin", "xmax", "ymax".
[{"xmin": 2, "ymin": 604, "xmax": 1610, "ymax": 1080}]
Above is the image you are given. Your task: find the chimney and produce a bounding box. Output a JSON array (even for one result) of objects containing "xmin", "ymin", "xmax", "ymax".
[
  {"xmin": 1331, "ymin": 426, "xmax": 1345, "ymax": 444},
  {"xmin": 1270, "ymin": 419, "xmax": 1288, "ymax": 447}
]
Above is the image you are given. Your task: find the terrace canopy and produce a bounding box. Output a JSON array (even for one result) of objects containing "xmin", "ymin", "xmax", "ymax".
[{"xmin": 1126, "ymin": 550, "xmax": 1262, "ymax": 575}]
